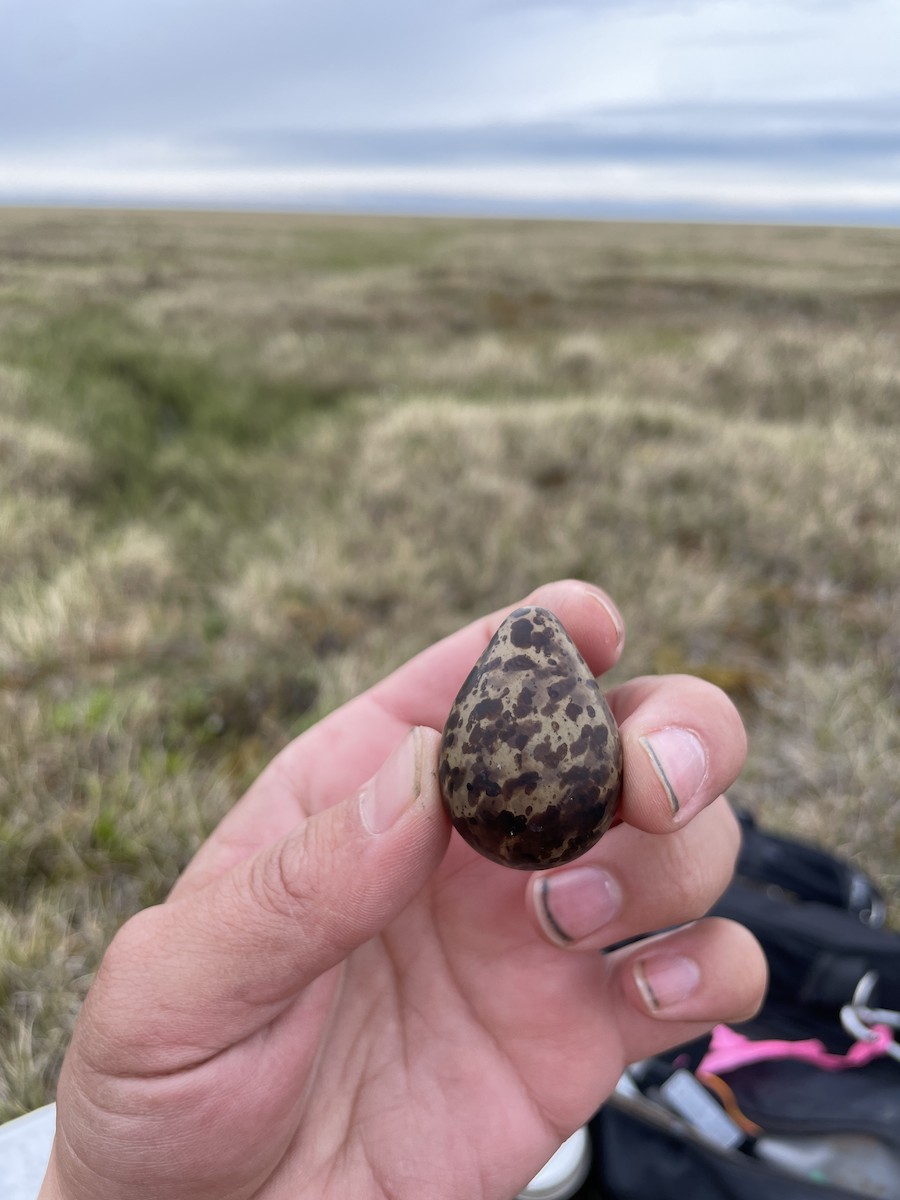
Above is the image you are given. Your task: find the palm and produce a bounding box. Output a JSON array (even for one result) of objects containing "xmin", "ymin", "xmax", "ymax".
[
  {"xmin": 266, "ymin": 843, "xmax": 617, "ymax": 1199},
  {"xmin": 299, "ymin": 847, "xmax": 618, "ymax": 1198}
]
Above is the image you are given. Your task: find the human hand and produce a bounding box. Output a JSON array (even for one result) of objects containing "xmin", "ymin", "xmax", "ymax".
[{"xmin": 41, "ymin": 580, "xmax": 766, "ymax": 1200}]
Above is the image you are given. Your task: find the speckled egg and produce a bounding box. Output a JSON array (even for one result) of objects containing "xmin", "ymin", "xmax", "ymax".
[{"xmin": 439, "ymin": 605, "xmax": 622, "ymax": 869}]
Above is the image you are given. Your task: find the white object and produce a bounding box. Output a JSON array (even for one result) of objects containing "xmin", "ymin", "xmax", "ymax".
[
  {"xmin": 659, "ymin": 1068, "xmax": 745, "ymax": 1151},
  {"xmin": 517, "ymin": 1125, "xmax": 592, "ymax": 1200},
  {"xmin": 0, "ymin": 1103, "xmax": 56, "ymax": 1200}
]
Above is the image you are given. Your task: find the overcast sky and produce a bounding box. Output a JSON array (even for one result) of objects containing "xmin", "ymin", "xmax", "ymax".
[{"xmin": 2, "ymin": 0, "xmax": 899, "ymax": 221}]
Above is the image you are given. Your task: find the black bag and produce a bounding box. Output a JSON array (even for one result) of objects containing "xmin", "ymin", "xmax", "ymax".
[{"xmin": 580, "ymin": 811, "xmax": 900, "ymax": 1200}]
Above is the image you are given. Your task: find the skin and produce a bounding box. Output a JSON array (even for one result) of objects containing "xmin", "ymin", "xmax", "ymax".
[{"xmin": 40, "ymin": 579, "xmax": 767, "ymax": 1200}]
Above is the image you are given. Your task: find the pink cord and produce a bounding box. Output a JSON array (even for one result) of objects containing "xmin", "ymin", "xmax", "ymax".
[{"xmin": 698, "ymin": 1023, "xmax": 895, "ymax": 1076}]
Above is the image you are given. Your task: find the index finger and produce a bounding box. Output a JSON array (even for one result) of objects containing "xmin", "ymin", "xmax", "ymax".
[
  {"xmin": 370, "ymin": 578, "xmax": 625, "ymax": 731},
  {"xmin": 172, "ymin": 580, "xmax": 623, "ymax": 897},
  {"xmin": 279, "ymin": 578, "xmax": 624, "ymax": 806}
]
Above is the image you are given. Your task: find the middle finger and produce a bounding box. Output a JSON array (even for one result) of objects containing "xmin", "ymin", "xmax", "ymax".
[{"xmin": 526, "ymin": 797, "xmax": 740, "ymax": 951}]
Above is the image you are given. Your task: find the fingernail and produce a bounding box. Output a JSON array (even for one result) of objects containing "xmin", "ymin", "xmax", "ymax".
[
  {"xmin": 638, "ymin": 728, "xmax": 707, "ymax": 814},
  {"xmin": 536, "ymin": 866, "xmax": 623, "ymax": 946},
  {"xmin": 359, "ymin": 728, "xmax": 423, "ymax": 835},
  {"xmin": 633, "ymin": 953, "xmax": 701, "ymax": 1012},
  {"xmin": 585, "ymin": 588, "xmax": 625, "ymax": 650}
]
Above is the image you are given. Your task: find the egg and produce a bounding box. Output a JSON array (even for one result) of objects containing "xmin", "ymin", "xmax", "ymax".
[{"xmin": 439, "ymin": 605, "xmax": 623, "ymax": 869}]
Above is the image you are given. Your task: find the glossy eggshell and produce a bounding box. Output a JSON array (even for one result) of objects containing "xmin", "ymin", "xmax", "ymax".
[{"xmin": 438, "ymin": 605, "xmax": 622, "ymax": 869}]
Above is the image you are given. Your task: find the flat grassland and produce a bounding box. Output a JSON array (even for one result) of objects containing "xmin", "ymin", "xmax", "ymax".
[{"xmin": 1, "ymin": 208, "xmax": 898, "ymax": 1118}]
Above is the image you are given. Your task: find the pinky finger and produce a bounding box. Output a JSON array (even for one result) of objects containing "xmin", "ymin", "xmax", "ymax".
[{"xmin": 607, "ymin": 918, "xmax": 768, "ymax": 1066}]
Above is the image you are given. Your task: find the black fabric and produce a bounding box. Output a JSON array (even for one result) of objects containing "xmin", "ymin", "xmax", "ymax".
[
  {"xmin": 593, "ymin": 1103, "xmax": 868, "ymax": 1200},
  {"xmin": 712, "ymin": 879, "xmax": 900, "ymax": 1047},
  {"xmin": 723, "ymin": 1056, "xmax": 900, "ymax": 1149},
  {"xmin": 733, "ymin": 810, "xmax": 885, "ymax": 922}
]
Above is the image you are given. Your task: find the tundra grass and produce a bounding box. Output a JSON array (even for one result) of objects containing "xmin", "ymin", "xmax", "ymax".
[{"xmin": 1, "ymin": 208, "xmax": 898, "ymax": 1117}]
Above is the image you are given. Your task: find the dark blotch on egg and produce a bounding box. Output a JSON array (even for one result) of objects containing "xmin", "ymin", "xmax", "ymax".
[{"xmin": 439, "ymin": 605, "xmax": 623, "ymax": 869}]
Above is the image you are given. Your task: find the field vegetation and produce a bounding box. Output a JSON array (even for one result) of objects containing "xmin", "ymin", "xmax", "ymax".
[{"xmin": 1, "ymin": 207, "xmax": 898, "ymax": 1118}]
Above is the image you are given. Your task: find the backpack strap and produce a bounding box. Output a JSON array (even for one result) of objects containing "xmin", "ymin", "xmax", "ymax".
[
  {"xmin": 712, "ymin": 881, "xmax": 900, "ymax": 1017},
  {"xmin": 734, "ymin": 810, "xmax": 885, "ymax": 924}
]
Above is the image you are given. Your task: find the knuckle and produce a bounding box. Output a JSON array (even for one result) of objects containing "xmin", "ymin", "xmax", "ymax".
[
  {"xmin": 250, "ymin": 830, "xmax": 318, "ymax": 923},
  {"xmin": 661, "ymin": 855, "xmax": 705, "ymax": 917},
  {"xmin": 664, "ymin": 817, "xmax": 737, "ymax": 919},
  {"xmin": 247, "ymin": 809, "xmax": 350, "ymax": 926},
  {"xmin": 81, "ymin": 908, "xmax": 166, "ymax": 1064},
  {"xmin": 96, "ymin": 906, "xmax": 158, "ymax": 985}
]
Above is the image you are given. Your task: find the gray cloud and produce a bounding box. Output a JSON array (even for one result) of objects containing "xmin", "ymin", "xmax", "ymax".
[
  {"xmin": 1, "ymin": 0, "xmax": 898, "ymax": 220},
  {"xmin": 199, "ymin": 100, "xmax": 900, "ymax": 172}
]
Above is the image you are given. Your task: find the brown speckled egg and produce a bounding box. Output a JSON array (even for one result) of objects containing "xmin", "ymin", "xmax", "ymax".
[{"xmin": 439, "ymin": 605, "xmax": 622, "ymax": 869}]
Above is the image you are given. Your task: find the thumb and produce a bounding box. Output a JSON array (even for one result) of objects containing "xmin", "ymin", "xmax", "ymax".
[{"xmin": 84, "ymin": 726, "xmax": 449, "ymax": 1071}]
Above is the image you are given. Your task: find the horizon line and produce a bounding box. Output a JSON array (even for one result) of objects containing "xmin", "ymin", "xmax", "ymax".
[{"xmin": 2, "ymin": 195, "xmax": 898, "ymax": 231}]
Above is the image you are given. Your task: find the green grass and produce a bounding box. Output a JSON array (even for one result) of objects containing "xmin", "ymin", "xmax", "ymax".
[{"xmin": 1, "ymin": 207, "xmax": 899, "ymax": 1118}]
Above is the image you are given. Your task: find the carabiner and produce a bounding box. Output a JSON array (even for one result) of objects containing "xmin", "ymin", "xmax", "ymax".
[{"xmin": 840, "ymin": 971, "xmax": 900, "ymax": 1064}]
